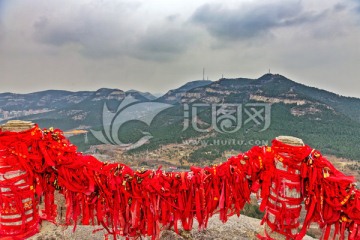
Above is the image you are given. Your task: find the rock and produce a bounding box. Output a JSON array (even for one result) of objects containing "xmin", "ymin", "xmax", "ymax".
[{"xmin": 29, "ymin": 214, "xmax": 316, "ymax": 240}]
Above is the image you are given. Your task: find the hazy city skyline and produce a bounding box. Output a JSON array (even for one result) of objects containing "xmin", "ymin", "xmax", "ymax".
[{"xmin": 0, "ymin": 0, "xmax": 359, "ymax": 97}]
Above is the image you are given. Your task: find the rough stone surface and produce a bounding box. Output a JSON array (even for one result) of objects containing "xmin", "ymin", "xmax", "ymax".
[
  {"xmin": 29, "ymin": 214, "xmax": 316, "ymax": 240},
  {"xmin": 0, "ymin": 120, "xmax": 34, "ymax": 132}
]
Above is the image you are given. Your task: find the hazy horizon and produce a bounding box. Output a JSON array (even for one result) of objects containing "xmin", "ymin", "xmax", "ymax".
[{"xmin": 1, "ymin": 73, "xmax": 359, "ymax": 100}]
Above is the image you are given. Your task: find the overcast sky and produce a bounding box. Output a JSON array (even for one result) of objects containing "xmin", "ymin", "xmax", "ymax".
[{"xmin": 0, "ymin": 0, "xmax": 359, "ymax": 97}]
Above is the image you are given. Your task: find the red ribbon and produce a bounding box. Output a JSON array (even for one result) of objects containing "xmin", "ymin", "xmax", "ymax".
[{"xmin": 1, "ymin": 125, "xmax": 360, "ymax": 240}]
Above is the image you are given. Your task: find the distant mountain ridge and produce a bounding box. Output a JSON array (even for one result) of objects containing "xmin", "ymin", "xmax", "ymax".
[
  {"xmin": 0, "ymin": 90, "xmax": 93, "ymax": 111},
  {"xmin": 158, "ymin": 80, "xmax": 212, "ymax": 103},
  {"xmin": 159, "ymin": 73, "xmax": 360, "ymax": 123},
  {"xmin": 1, "ymin": 73, "xmax": 360, "ymax": 161},
  {"xmin": 126, "ymin": 90, "xmax": 157, "ymax": 101}
]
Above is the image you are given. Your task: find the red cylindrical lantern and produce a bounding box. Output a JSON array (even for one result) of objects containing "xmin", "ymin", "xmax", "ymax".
[
  {"xmin": 263, "ymin": 136, "xmax": 306, "ymax": 239},
  {"xmin": 0, "ymin": 152, "xmax": 39, "ymax": 238}
]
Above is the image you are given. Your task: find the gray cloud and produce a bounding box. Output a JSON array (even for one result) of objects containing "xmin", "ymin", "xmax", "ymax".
[
  {"xmin": 0, "ymin": 23, "xmax": 4, "ymax": 42},
  {"xmin": 34, "ymin": 16, "xmax": 84, "ymax": 46},
  {"xmin": 352, "ymin": 0, "xmax": 360, "ymax": 14},
  {"xmin": 133, "ymin": 24, "xmax": 196, "ymax": 61},
  {"xmin": 166, "ymin": 14, "xmax": 179, "ymax": 22},
  {"xmin": 32, "ymin": 1, "xmax": 195, "ymax": 60},
  {"xmin": 1, "ymin": 0, "xmax": 360, "ymax": 98},
  {"xmin": 308, "ymin": 0, "xmax": 360, "ymax": 39},
  {"xmin": 0, "ymin": 1, "xmax": 5, "ymax": 41},
  {"xmin": 333, "ymin": 3, "xmax": 348, "ymax": 12},
  {"xmin": 333, "ymin": 0, "xmax": 360, "ymax": 15},
  {"xmin": 191, "ymin": 1, "xmax": 326, "ymax": 41},
  {"xmin": 33, "ymin": 3, "xmax": 136, "ymax": 58}
]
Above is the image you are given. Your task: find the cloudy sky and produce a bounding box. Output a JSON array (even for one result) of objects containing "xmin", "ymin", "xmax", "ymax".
[{"xmin": 0, "ymin": 0, "xmax": 359, "ymax": 97}]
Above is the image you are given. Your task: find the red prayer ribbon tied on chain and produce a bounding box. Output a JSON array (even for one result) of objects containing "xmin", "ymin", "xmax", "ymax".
[{"xmin": 0, "ymin": 125, "xmax": 360, "ymax": 240}]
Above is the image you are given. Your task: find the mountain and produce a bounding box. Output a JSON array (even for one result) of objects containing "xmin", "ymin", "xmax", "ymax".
[
  {"xmin": 1, "ymin": 74, "xmax": 360, "ymax": 162},
  {"xmin": 1, "ymin": 88, "xmax": 128, "ymax": 130},
  {"xmin": 158, "ymin": 80, "xmax": 212, "ymax": 103},
  {"xmin": 161, "ymin": 74, "xmax": 360, "ymax": 124},
  {"xmin": 124, "ymin": 74, "xmax": 360, "ymax": 161},
  {"xmin": 126, "ymin": 90, "xmax": 157, "ymax": 101},
  {"xmin": 0, "ymin": 88, "xmax": 154, "ymax": 128},
  {"xmin": 0, "ymin": 90, "xmax": 93, "ymax": 111}
]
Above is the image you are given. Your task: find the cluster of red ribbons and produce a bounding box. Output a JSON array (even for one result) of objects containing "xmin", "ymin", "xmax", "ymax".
[{"xmin": 0, "ymin": 125, "xmax": 359, "ymax": 240}]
